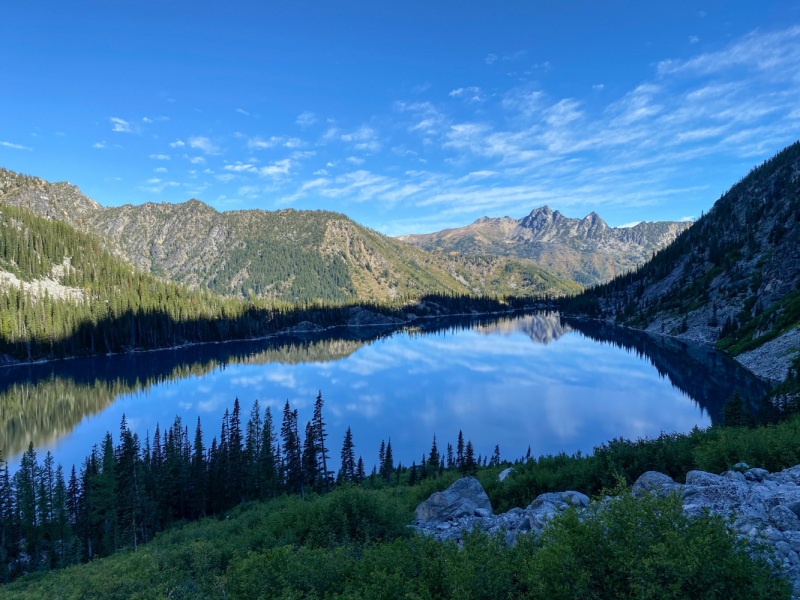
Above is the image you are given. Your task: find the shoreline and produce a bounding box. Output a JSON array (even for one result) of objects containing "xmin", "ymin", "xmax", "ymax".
[{"xmin": 0, "ymin": 305, "xmax": 548, "ymax": 372}]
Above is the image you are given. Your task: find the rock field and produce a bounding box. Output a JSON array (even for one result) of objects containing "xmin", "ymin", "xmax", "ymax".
[{"xmin": 415, "ymin": 466, "xmax": 800, "ymax": 597}]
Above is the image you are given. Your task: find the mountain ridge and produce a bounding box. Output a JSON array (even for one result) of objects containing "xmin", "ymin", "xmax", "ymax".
[
  {"xmin": 0, "ymin": 167, "xmax": 581, "ymax": 303},
  {"xmin": 397, "ymin": 206, "xmax": 692, "ymax": 285},
  {"xmin": 564, "ymin": 141, "xmax": 800, "ymax": 384}
]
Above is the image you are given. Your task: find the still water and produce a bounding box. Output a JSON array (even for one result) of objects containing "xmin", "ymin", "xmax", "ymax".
[{"xmin": 0, "ymin": 313, "xmax": 767, "ymax": 473}]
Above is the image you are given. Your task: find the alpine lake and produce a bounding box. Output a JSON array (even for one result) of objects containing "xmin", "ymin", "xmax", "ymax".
[{"xmin": 0, "ymin": 312, "xmax": 768, "ymax": 473}]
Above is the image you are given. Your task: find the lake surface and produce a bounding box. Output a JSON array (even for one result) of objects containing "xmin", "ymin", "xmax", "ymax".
[{"xmin": 0, "ymin": 312, "xmax": 768, "ymax": 473}]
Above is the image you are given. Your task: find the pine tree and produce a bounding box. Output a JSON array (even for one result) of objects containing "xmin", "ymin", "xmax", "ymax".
[
  {"xmin": 526, "ymin": 445, "xmax": 531, "ymax": 461},
  {"xmin": 383, "ymin": 439, "xmax": 393, "ymax": 482},
  {"xmin": 723, "ymin": 389, "xmax": 750, "ymax": 428},
  {"xmin": 355, "ymin": 456, "xmax": 365, "ymax": 483},
  {"xmin": 302, "ymin": 421, "xmax": 320, "ymax": 490},
  {"xmin": 464, "ymin": 440, "xmax": 477, "ymax": 476},
  {"xmin": 191, "ymin": 417, "xmax": 206, "ymax": 517},
  {"xmin": 428, "ymin": 435, "xmax": 439, "ymax": 479},
  {"xmin": 258, "ymin": 407, "xmax": 278, "ymax": 499},
  {"xmin": 446, "ymin": 443, "xmax": 454, "ymax": 469},
  {"xmin": 339, "ymin": 427, "xmax": 356, "ymax": 483},
  {"xmin": 456, "ymin": 430, "xmax": 465, "ymax": 471},
  {"xmin": 244, "ymin": 399, "xmax": 262, "ymax": 498},
  {"xmin": 312, "ymin": 391, "xmax": 331, "ymax": 493},
  {"xmin": 228, "ymin": 398, "xmax": 244, "ymax": 504},
  {"xmin": 491, "ymin": 445, "xmax": 501, "ymax": 466},
  {"xmin": 409, "ymin": 461, "xmax": 417, "ymax": 486}
]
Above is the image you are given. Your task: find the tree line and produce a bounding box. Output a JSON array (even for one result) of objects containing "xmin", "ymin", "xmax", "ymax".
[{"xmin": 0, "ymin": 392, "xmax": 510, "ymax": 582}]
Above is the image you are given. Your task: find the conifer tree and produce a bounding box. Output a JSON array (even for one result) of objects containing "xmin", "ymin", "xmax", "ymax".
[
  {"xmin": 490, "ymin": 445, "xmax": 501, "ymax": 466},
  {"xmin": 465, "ymin": 440, "xmax": 477, "ymax": 476},
  {"xmin": 312, "ymin": 391, "xmax": 331, "ymax": 493},
  {"xmin": 446, "ymin": 443, "xmax": 454, "ymax": 469},
  {"xmin": 302, "ymin": 421, "xmax": 320, "ymax": 490},
  {"xmin": 428, "ymin": 435, "xmax": 439, "ymax": 479},
  {"xmin": 409, "ymin": 461, "xmax": 417, "ymax": 486},
  {"xmin": 339, "ymin": 427, "xmax": 356, "ymax": 483},
  {"xmin": 383, "ymin": 439, "xmax": 393, "ymax": 482},
  {"xmin": 456, "ymin": 430, "xmax": 465, "ymax": 470},
  {"xmin": 191, "ymin": 417, "xmax": 206, "ymax": 517},
  {"xmin": 723, "ymin": 389, "xmax": 749, "ymax": 428},
  {"xmin": 355, "ymin": 456, "xmax": 365, "ymax": 483},
  {"xmin": 258, "ymin": 407, "xmax": 278, "ymax": 499}
]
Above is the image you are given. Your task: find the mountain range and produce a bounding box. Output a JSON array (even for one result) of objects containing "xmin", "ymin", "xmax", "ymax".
[
  {"xmin": 397, "ymin": 208, "xmax": 692, "ymax": 286},
  {"xmin": 0, "ymin": 168, "xmax": 581, "ymax": 303}
]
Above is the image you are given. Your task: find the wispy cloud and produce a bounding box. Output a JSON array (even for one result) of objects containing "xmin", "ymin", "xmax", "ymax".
[
  {"xmin": 259, "ymin": 158, "xmax": 293, "ymax": 178},
  {"xmin": 296, "ymin": 111, "xmax": 316, "ymax": 126},
  {"xmin": 149, "ymin": 154, "xmax": 170, "ymax": 160},
  {"xmin": 169, "ymin": 140, "xmax": 185, "ymax": 148},
  {"xmin": 92, "ymin": 141, "xmax": 106, "ymax": 149},
  {"xmin": 341, "ymin": 125, "xmax": 381, "ymax": 152},
  {"xmin": 110, "ymin": 117, "xmax": 132, "ymax": 133},
  {"xmin": 188, "ymin": 136, "xmax": 220, "ymax": 154},
  {"xmin": 236, "ymin": 108, "xmax": 250, "ymax": 116},
  {"xmin": 0, "ymin": 141, "xmax": 32, "ymax": 150}
]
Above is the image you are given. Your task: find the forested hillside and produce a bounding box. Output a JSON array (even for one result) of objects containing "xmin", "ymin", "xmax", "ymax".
[
  {"xmin": 0, "ymin": 168, "xmax": 580, "ymax": 302},
  {"xmin": 0, "ymin": 201, "xmax": 542, "ymax": 362},
  {"xmin": 563, "ymin": 142, "xmax": 800, "ymax": 385}
]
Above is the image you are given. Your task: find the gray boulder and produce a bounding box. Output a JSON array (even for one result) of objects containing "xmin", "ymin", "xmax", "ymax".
[
  {"xmin": 686, "ymin": 470, "xmax": 729, "ymax": 487},
  {"xmin": 771, "ymin": 506, "xmax": 800, "ymax": 532},
  {"xmin": 498, "ymin": 467, "xmax": 516, "ymax": 482},
  {"xmin": 414, "ymin": 477, "xmax": 493, "ymax": 523},
  {"xmin": 745, "ymin": 468, "xmax": 771, "ymax": 482},
  {"xmin": 632, "ymin": 471, "xmax": 682, "ymax": 498}
]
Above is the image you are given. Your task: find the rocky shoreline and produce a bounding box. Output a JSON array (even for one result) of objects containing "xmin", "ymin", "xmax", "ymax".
[{"xmin": 415, "ymin": 465, "xmax": 800, "ymax": 598}]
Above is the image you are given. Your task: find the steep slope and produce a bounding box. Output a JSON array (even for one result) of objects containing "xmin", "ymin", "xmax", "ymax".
[
  {"xmin": 0, "ymin": 168, "xmax": 580, "ymax": 302},
  {"xmin": 565, "ymin": 142, "xmax": 800, "ymax": 382},
  {"xmin": 398, "ymin": 207, "xmax": 691, "ymax": 285}
]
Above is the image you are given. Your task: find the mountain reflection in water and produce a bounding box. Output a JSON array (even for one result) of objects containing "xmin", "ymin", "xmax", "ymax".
[{"xmin": 0, "ymin": 312, "xmax": 767, "ymax": 470}]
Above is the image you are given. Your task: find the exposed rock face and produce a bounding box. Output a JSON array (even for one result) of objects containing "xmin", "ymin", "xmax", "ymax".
[
  {"xmin": 415, "ymin": 467, "xmax": 800, "ymax": 597},
  {"xmin": 398, "ymin": 206, "xmax": 691, "ymax": 286},
  {"xmin": 498, "ymin": 467, "xmax": 515, "ymax": 482},
  {"xmin": 414, "ymin": 477, "xmax": 493, "ymax": 522},
  {"xmin": 575, "ymin": 142, "xmax": 800, "ymax": 383}
]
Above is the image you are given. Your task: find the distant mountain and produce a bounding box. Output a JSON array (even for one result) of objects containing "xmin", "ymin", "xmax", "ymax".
[
  {"xmin": 397, "ymin": 207, "xmax": 692, "ymax": 285},
  {"xmin": 565, "ymin": 142, "xmax": 800, "ymax": 384},
  {"xmin": 0, "ymin": 168, "xmax": 581, "ymax": 303}
]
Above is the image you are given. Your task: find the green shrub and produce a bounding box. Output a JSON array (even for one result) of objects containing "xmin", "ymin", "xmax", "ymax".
[{"xmin": 517, "ymin": 491, "xmax": 790, "ymax": 600}]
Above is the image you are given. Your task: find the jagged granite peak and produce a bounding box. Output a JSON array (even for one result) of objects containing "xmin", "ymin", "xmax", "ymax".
[
  {"xmin": 0, "ymin": 166, "xmax": 582, "ymax": 302},
  {"xmin": 398, "ymin": 205, "xmax": 691, "ymax": 285}
]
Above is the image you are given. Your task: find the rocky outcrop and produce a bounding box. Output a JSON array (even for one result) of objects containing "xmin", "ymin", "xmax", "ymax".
[
  {"xmin": 415, "ymin": 466, "xmax": 800, "ymax": 597},
  {"xmin": 498, "ymin": 467, "xmax": 515, "ymax": 482},
  {"xmin": 398, "ymin": 206, "xmax": 691, "ymax": 286},
  {"xmin": 414, "ymin": 477, "xmax": 493, "ymax": 522}
]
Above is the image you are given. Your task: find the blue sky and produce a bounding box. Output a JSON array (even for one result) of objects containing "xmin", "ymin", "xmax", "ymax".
[{"xmin": 1, "ymin": 1, "xmax": 798, "ymax": 235}]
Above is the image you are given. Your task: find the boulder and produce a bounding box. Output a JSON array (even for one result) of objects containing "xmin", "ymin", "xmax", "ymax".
[
  {"xmin": 414, "ymin": 477, "xmax": 493, "ymax": 523},
  {"xmin": 498, "ymin": 467, "xmax": 516, "ymax": 482},
  {"xmin": 771, "ymin": 506, "xmax": 800, "ymax": 532},
  {"xmin": 745, "ymin": 468, "xmax": 770, "ymax": 482},
  {"xmin": 685, "ymin": 470, "xmax": 729, "ymax": 487},
  {"xmin": 632, "ymin": 471, "xmax": 682, "ymax": 498},
  {"xmin": 529, "ymin": 491, "xmax": 589, "ymax": 510},
  {"xmin": 733, "ymin": 462, "xmax": 750, "ymax": 471}
]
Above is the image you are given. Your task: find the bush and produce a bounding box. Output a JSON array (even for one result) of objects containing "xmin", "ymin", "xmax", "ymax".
[{"xmin": 517, "ymin": 491, "xmax": 790, "ymax": 600}]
